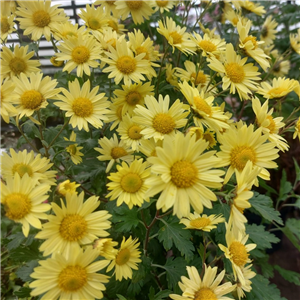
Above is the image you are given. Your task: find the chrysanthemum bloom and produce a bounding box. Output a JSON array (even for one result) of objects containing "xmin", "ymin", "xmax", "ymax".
[
  {"xmin": 0, "ymin": 79, "xmax": 18, "ymax": 123},
  {"xmin": 145, "ymin": 133, "xmax": 224, "ymax": 218},
  {"xmin": 224, "ymin": 7, "xmax": 249, "ymax": 27},
  {"xmin": 12, "ymin": 72, "xmax": 60, "ymax": 119},
  {"xmin": 217, "ymin": 122, "xmax": 279, "ymax": 184},
  {"xmin": 257, "ymin": 77, "xmax": 299, "ymax": 100},
  {"xmin": 29, "ymin": 246, "xmax": 110, "ymax": 300},
  {"xmin": 95, "ymin": 133, "xmax": 134, "ymax": 173},
  {"xmin": 0, "ymin": 1, "xmax": 16, "ymax": 42},
  {"xmin": 93, "ymin": 28, "xmax": 123, "ymax": 53},
  {"xmin": 115, "ymin": 0, "xmax": 154, "ymax": 25},
  {"xmin": 117, "ymin": 114, "xmax": 145, "ymax": 151},
  {"xmin": 237, "ymin": 0, "xmax": 266, "ymax": 16},
  {"xmin": 16, "ymin": 0, "xmax": 67, "ymax": 41},
  {"xmin": 94, "ymin": 238, "xmax": 118, "ymax": 260},
  {"xmin": 153, "ymin": 0, "xmax": 178, "ymax": 13},
  {"xmin": 36, "ymin": 192, "xmax": 112, "ymax": 258},
  {"xmin": 57, "ymin": 179, "xmax": 80, "ymax": 197},
  {"xmin": 107, "ymin": 236, "xmax": 142, "ymax": 281},
  {"xmin": 133, "ymin": 94, "xmax": 189, "ymax": 142},
  {"xmin": 252, "ymin": 97, "xmax": 289, "ymax": 152},
  {"xmin": 102, "ymin": 38, "xmax": 152, "ymax": 85},
  {"xmin": 293, "ymin": 118, "xmax": 300, "ymax": 141},
  {"xmin": 50, "ymin": 21, "xmax": 87, "ymax": 41},
  {"xmin": 1, "ymin": 148, "xmax": 57, "ymax": 186},
  {"xmin": 208, "ymin": 43, "xmax": 261, "ymax": 100},
  {"xmin": 236, "ymin": 264, "xmax": 256, "ymax": 300},
  {"xmin": 170, "ymin": 265, "xmax": 236, "ymax": 300},
  {"xmin": 269, "ymin": 49, "xmax": 291, "ymax": 77},
  {"xmin": 106, "ymin": 159, "xmax": 151, "ymax": 209},
  {"xmin": 50, "ymin": 55, "xmax": 64, "ymax": 67},
  {"xmin": 290, "ymin": 28, "xmax": 300, "ymax": 55},
  {"xmin": 54, "ymin": 79, "xmax": 110, "ymax": 132},
  {"xmin": 179, "ymin": 81, "xmax": 229, "ymax": 132},
  {"xmin": 219, "ymin": 225, "xmax": 256, "ymax": 285},
  {"xmin": 157, "ymin": 17, "xmax": 196, "ymax": 55},
  {"xmin": 113, "ymin": 81, "xmax": 154, "ymax": 116},
  {"xmin": 1, "ymin": 174, "xmax": 51, "ymax": 237},
  {"xmin": 64, "ymin": 132, "xmax": 84, "ymax": 165},
  {"xmin": 180, "ymin": 212, "xmax": 225, "ymax": 231},
  {"xmin": 260, "ymin": 16, "xmax": 278, "ymax": 46},
  {"xmin": 94, "ymin": 0, "xmax": 119, "ymax": 17},
  {"xmin": 165, "ymin": 63, "xmax": 179, "ymax": 87},
  {"xmin": 139, "ymin": 138, "xmax": 163, "ymax": 158},
  {"xmin": 0, "ymin": 45, "xmax": 40, "ymax": 79}
]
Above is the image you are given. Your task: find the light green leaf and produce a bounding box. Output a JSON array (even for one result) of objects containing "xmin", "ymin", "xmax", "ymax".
[{"xmin": 274, "ymin": 265, "xmax": 300, "ymax": 286}]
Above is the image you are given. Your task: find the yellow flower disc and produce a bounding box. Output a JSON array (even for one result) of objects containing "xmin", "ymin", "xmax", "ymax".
[
  {"xmin": 229, "ymin": 241, "xmax": 249, "ymax": 267},
  {"xmin": 59, "ymin": 214, "xmax": 87, "ymax": 241},
  {"xmin": 194, "ymin": 288, "xmax": 217, "ymax": 300},
  {"xmin": 58, "ymin": 265, "xmax": 87, "ymax": 292},
  {"xmin": 191, "ymin": 72, "xmax": 207, "ymax": 85},
  {"xmin": 12, "ymin": 163, "xmax": 33, "ymax": 178},
  {"xmin": 243, "ymin": 36, "xmax": 258, "ymax": 49},
  {"xmin": 126, "ymin": 91, "xmax": 142, "ymax": 106},
  {"xmin": 67, "ymin": 144, "xmax": 77, "ymax": 155},
  {"xmin": 88, "ymin": 18, "xmax": 101, "ymax": 30},
  {"xmin": 1, "ymin": 17, "xmax": 10, "ymax": 34},
  {"xmin": 71, "ymin": 46, "xmax": 90, "ymax": 64},
  {"xmin": 32, "ymin": 10, "xmax": 51, "ymax": 28},
  {"xmin": 111, "ymin": 147, "xmax": 127, "ymax": 159},
  {"xmin": 20, "ymin": 90, "xmax": 44, "ymax": 110},
  {"xmin": 136, "ymin": 46, "xmax": 149, "ymax": 60},
  {"xmin": 198, "ymin": 40, "xmax": 217, "ymax": 52},
  {"xmin": 120, "ymin": 173, "xmax": 143, "ymax": 193},
  {"xmin": 156, "ymin": 0, "xmax": 169, "ymax": 7},
  {"xmin": 190, "ymin": 217, "xmax": 211, "ymax": 229},
  {"xmin": 152, "ymin": 113, "xmax": 175, "ymax": 134},
  {"xmin": 116, "ymin": 249, "xmax": 131, "ymax": 265},
  {"xmin": 126, "ymin": 1, "xmax": 143, "ymax": 9},
  {"xmin": 116, "ymin": 56, "xmax": 137, "ymax": 75},
  {"xmin": 193, "ymin": 96, "xmax": 212, "ymax": 115},
  {"xmin": 4, "ymin": 193, "xmax": 32, "ymax": 220},
  {"xmin": 169, "ymin": 31, "xmax": 182, "ymax": 44},
  {"xmin": 225, "ymin": 62, "xmax": 245, "ymax": 83},
  {"xmin": 171, "ymin": 160, "xmax": 198, "ymax": 188},
  {"xmin": 9, "ymin": 57, "xmax": 27, "ymax": 75},
  {"xmin": 72, "ymin": 97, "xmax": 93, "ymax": 117},
  {"xmin": 268, "ymin": 87, "xmax": 287, "ymax": 98},
  {"xmin": 128, "ymin": 125, "xmax": 143, "ymax": 140},
  {"xmin": 230, "ymin": 145, "xmax": 256, "ymax": 171}
]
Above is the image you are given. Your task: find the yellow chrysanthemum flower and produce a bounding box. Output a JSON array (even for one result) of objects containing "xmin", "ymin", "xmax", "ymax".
[
  {"xmin": 133, "ymin": 94, "xmax": 189, "ymax": 142},
  {"xmin": 1, "ymin": 174, "xmax": 51, "ymax": 237},
  {"xmin": 180, "ymin": 212, "xmax": 225, "ymax": 231},
  {"xmin": 208, "ymin": 43, "xmax": 261, "ymax": 100},
  {"xmin": 224, "ymin": 7, "xmax": 249, "ymax": 27},
  {"xmin": 12, "ymin": 72, "xmax": 60, "ymax": 118},
  {"xmin": 57, "ymin": 179, "xmax": 80, "ymax": 197},
  {"xmin": 95, "ymin": 133, "xmax": 134, "ymax": 173},
  {"xmin": 50, "ymin": 21, "xmax": 87, "ymax": 41},
  {"xmin": 290, "ymin": 29, "xmax": 300, "ymax": 55},
  {"xmin": 260, "ymin": 16, "xmax": 278, "ymax": 46},
  {"xmin": 54, "ymin": 79, "xmax": 110, "ymax": 132},
  {"xmin": 217, "ymin": 122, "xmax": 279, "ymax": 184},
  {"xmin": 0, "ymin": 1, "xmax": 16, "ymax": 42},
  {"xmin": 29, "ymin": 246, "xmax": 110, "ymax": 300},
  {"xmin": 293, "ymin": 118, "xmax": 300, "ymax": 141},
  {"xmin": 1, "ymin": 79, "xmax": 18, "ymax": 123},
  {"xmin": 0, "ymin": 45, "xmax": 40, "ymax": 79},
  {"xmin": 153, "ymin": 0, "xmax": 179, "ymax": 13},
  {"xmin": 145, "ymin": 133, "xmax": 224, "ymax": 218},
  {"xmin": 106, "ymin": 159, "xmax": 151, "ymax": 209},
  {"xmin": 94, "ymin": 238, "xmax": 118, "ymax": 260},
  {"xmin": 238, "ymin": 0, "xmax": 266, "ymax": 16},
  {"xmin": 236, "ymin": 264, "xmax": 256, "ymax": 300},
  {"xmin": 49, "ymin": 55, "xmax": 64, "ymax": 67},
  {"xmin": 16, "ymin": 0, "xmax": 67, "ymax": 41},
  {"xmin": 170, "ymin": 265, "xmax": 236, "ymax": 300},
  {"xmin": 64, "ymin": 132, "xmax": 84, "ymax": 165},
  {"xmin": 107, "ymin": 236, "xmax": 142, "ymax": 281},
  {"xmin": 1, "ymin": 148, "xmax": 57, "ymax": 186},
  {"xmin": 36, "ymin": 192, "xmax": 112, "ymax": 258},
  {"xmin": 139, "ymin": 138, "xmax": 163, "ymax": 158}
]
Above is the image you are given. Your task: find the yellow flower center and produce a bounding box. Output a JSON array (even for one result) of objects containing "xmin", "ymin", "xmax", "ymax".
[
  {"xmin": 191, "ymin": 72, "xmax": 207, "ymax": 85},
  {"xmin": 156, "ymin": 0, "xmax": 169, "ymax": 7},
  {"xmin": 203, "ymin": 132, "xmax": 216, "ymax": 148},
  {"xmin": 193, "ymin": 96, "xmax": 212, "ymax": 115},
  {"xmin": 194, "ymin": 287, "xmax": 217, "ymax": 300},
  {"xmin": 1, "ymin": 17, "xmax": 10, "ymax": 34},
  {"xmin": 198, "ymin": 40, "xmax": 217, "ymax": 52},
  {"xmin": 268, "ymin": 87, "xmax": 287, "ymax": 97},
  {"xmin": 171, "ymin": 160, "xmax": 198, "ymax": 188},
  {"xmin": 58, "ymin": 265, "xmax": 87, "ymax": 292},
  {"xmin": 20, "ymin": 90, "xmax": 44, "ymax": 110},
  {"xmin": 152, "ymin": 113, "xmax": 175, "ymax": 134},
  {"xmin": 261, "ymin": 26, "xmax": 268, "ymax": 38},
  {"xmin": 232, "ymin": 17, "xmax": 239, "ymax": 26},
  {"xmin": 126, "ymin": 1, "xmax": 143, "ymax": 9},
  {"xmin": 126, "ymin": 91, "xmax": 142, "ymax": 106},
  {"xmin": 266, "ymin": 115, "xmax": 276, "ymax": 133},
  {"xmin": 88, "ymin": 18, "xmax": 101, "ymax": 30},
  {"xmin": 243, "ymin": 36, "xmax": 258, "ymax": 49},
  {"xmin": 225, "ymin": 62, "xmax": 245, "ymax": 83},
  {"xmin": 120, "ymin": 172, "xmax": 143, "ymax": 193},
  {"xmin": 128, "ymin": 125, "xmax": 143, "ymax": 140},
  {"xmin": 116, "ymin": 56, "xmax": 136, "ymax": 75},
  {"xmin": 72, "ymin": 97, "xmax": 93, "ymax": 117},
  {"xmin": 9, "ymin": 57, "xmax": 27, "ymax": 75},
  {"xmin": 71, "ymin": 46, "xmax": 90, "ymax": 64},
  {"xmin": 4, "ymin": 193, "xmax": 31, "ymax": 220},
  {"xmin": 111, "ymin": 147, "xmax": 127, "ymax": 159},
  {"xmin": 12, "ymin": 163, "xmax": 33, "ymax": 178},
  {"xmin": 169, "ymin": 31, "xmax": 182, "ymax": 44},
  {"xmin": 63, "ymin": 182, "xmax": 73, "ymax": 191},
  {"xmin": 230, "ymin": 145, "xmax": 256, "ymax": 171},
  {"xmin": 136, "ymin": 46, "xmax": 150, "ymax": 60},
  {"xmin": 116, "ymin": 249, "xmax": 131, "ymax": 265},
  {"xmin": 32, "ymin": 10, "xmax": 51, "ymax": 28},
  {"xmin": 67, "ymin": 144, "xmax": 77, "ymax": 155},
  {"xmin": 229, "ymin": 241, "xmax": 249, "ymax": 267},
  {"xmin": 190, "ymin": 217, "xmax": 211, "ymax": 229},
  {"xmin": 59, "ymin": 214, "xmax": 87, "ymax": 241}
]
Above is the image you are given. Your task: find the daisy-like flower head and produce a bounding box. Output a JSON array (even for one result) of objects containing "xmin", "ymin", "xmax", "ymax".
[
  {"xmin": 153, "ymin": 0, "xmax": 179, "ymax": 13},
  {"xmin": 57, "ymin": 179, "xmax": 80, "ymax": 197},
  {"xmin": 1, "ymin": 148, "xmax": 57, "ymax": 186},
  {"xmin": 106, "ymin": 15, "xmax": 127, "ymax": 34},
  {"xmin": 115, "ymin": 0, "xmax": 154, "ymax": 25},
  {"xmin": 107, "ymin": 236, "xmax": 142, "ymax": 281},
  {"xmin": 94, "ymin": 238, "xmax": 118, "ymax": 260},
  {"xmin": 260, "ymin": 16, "xmax": 278, "ymax": 46},
  {"xmin": 139, "ymin": 138, "xmax": 163, "ymax": 158},
  {"xmin": 224, "ymin": 7, "xmax": 249, "ymax": 27},
  {"xmin": 180, "ymin": 212, "xmax": 225, "ymax": 231},
  {"xmin": 29, "ymin": 246, "xmax": 110, "ymax": 300},
  {"xmin": 36, "ymin": 192, "xmax": 112, "ymax": 258},
  {"xmin": 133, "ymin": 94, "xmax": 189, "ymax": 142},
  {"xmin": 1, "ymin": 173, "xmax": 51, "ymax": 237},
  {"xmin": 54, "ymin": 79, "xmax": 110, "ymax": 132},
  {"xmin": 102, "ymin": 38, "xmax": 152, "ymax": 85},
  {"xmin": 145, "ymin": 133, "xmax": 224, "ymax": 218},
  {"xmin": 106, "ymin": 158, "xmax": 151, "ymax": 209},
  {"xmin": 165, "ymin": 63, "xmax": 179, "ymax": 87},
  {"xmin": 1, "ymin": 78, "xmax": 18, "ymax": 123},
  {"xmin": 64, "ymin": 132, "xmax": 84, "ymax": 165},
  {"xmin": 208, "ymin": 43, "xmax": 261, "ymax": 100},
  {"xmin": 157, "ymin": 17, "xmax": 196, "ymax": 55},
  {"xmin": 16, "ymin": 0, "xmax": 68, "ymax": 41},
  {"xmin": 217, "ymin": 121, "xmax": 279, "ymax": 184},
  {"xmin": 238, "ymin": 0, "xmax": 266, "ymax": 16},
  {"xmin": 236, "ymin": 264, "xmax": 256, "ymax": 300},
  {"xmin": 170, "ymin": 265, "xmax": 236, "ymax": 300},
  {"xmin": 0, "ymin": 1, "xmax": 16, "ymax": 42},
  {"xmin": 93, "ymin": 28, "xmax": 123, "ymax": 54},
  {"xmin": 12, "ymin": 72, "xmax": 60, "ymax": 118},
  {"xmin": 179, "ymin": 81, "xmax": 229, "ymax": 132},
  {"xmin": 50, "ymin": 21, "xmax": 87, "ymax": 41},
  {"xmin": 252, "ymin": 97, "xmax": 289, "ymax": 152},
  {"xmin": 293, "ymin": 118, "xmax": 300, "ymax": 141},
  {"xmin": 219, "ymin": 224, "xmax": 256, "ymax": 285},
  {"xmin": 290, "ymin": 29, "xmax": 300, "ymax": 55},
  {"xmin": 95, "ymin": 133, "xmax": 134, "ymax": 173},
  {"xmin": 0, "ymin": 45, "xmax": 40, "ymax": 79}
]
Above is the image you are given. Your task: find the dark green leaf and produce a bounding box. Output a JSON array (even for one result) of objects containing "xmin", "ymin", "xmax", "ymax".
[
  {"xmin": 293, "ymin": 158, "xmax": 300, "ymax": 186},
  {"xmin": 162, "ymin": 257, "xmax": 187, "ymax": 290},
  {"xmin": 7, "ymin": 232, "xmax": 25, "ymax": 250},
  {"xmin": 255, "ymin": 255, "xmax": 274, "ymax": 279},
  {"xmin": 274, "ymin": 265, "xmax": 300, "ymax": 286},
  {"xmin": 278, "ymin": 170, "xmax": 293, "ymax": 202},
  {"xmin": 281, "ymin": 218, "xmax": 300, "ymax": 251},
  {"xmin": 16, "ymin": 260, "xmax": 39, "ymax": 282},
  {"xmin": 13, "ymin": 287, "xmax": 32, "ymax": 298},
  {"xmin": 116, "ymin": 295, "xmax": 128, "ymax": 300},
  {"xmin": 112, "ymin": 205, "xmax": 140, "ymax": 232},
  {"xmin": 153, "ymin": 289, "xmax": 171, "ymax": 300}
]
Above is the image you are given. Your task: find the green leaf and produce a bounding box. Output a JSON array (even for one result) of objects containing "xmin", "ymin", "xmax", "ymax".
[
  {"xmin": 158, "ymin": 217, "xmax": 194, "ymax": 260},
  {"xmin": 274, "ymin": 265, "xmax": 300, "ymax": 286},
  {"xmin": 116, "ymin": 295, "xmax": 128, "ymax": 300},
  {"xmin": 246, "ymin": 224, "xmax": 280, "ymax": 250},
  {"xmin": 282, "ymin": 218, "xmax": 300, "ymax": 251},
  {"xmin": 153, "ymin": 290, "xmax": 171, "ymax": 300},
  {"xmin": 162, "ymin": 257, "xmax": 187, "ymax": 290},
  {"xmin": 249, "ymin": 193, "xmax": 283, "ymax": 225},
  {"xmin": 16, "ymin": 260, "xmax": 39, "ymax": 282},
  {"xmin": 7, "ymin": 232, "xmax": 25, "ymax": 250},
  {"xmin": 255, "ymin": 255, "xmax": 274, "ymax": 279},
  {"xmin": 112, "ymin": 205, "xmax": 140, "ymax": 232},
  {"xmin": 10, "ymin": 240, "xmax": 41, "ymax": 262},
  {"xmin": 293, "ymin": 158, "xmax": 300, "ymax": 187},
  {"xmin": 258, "ymin": 177, "xmax": 278, "ymax": 195},
  {"xmin": 13, "ymin": 287, "xmax": 32, "ymax": 298},
  {"xmin": 278, "ymin": 170, "xmax": 293, "ymax": 202}
]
